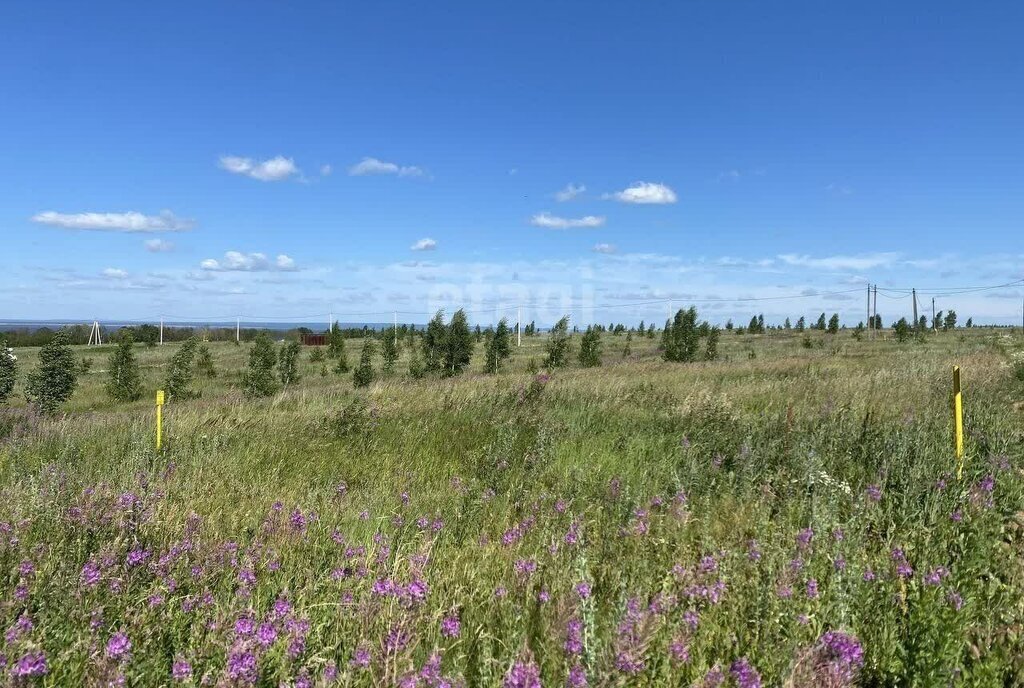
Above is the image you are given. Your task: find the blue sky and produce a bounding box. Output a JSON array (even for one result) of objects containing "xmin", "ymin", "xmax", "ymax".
[{"xmin": 2, "ymin": 1, "xmax": 1022, "ymax": 326}]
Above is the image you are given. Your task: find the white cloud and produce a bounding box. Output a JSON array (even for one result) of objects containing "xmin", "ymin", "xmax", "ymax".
[
  {"xmin": 531, "ymin": 212, "xmax": 606, "ymax": 229},
  {"xmin": 200, "ymin": 251, "xmax": 299, "ymax": 272},
  {"xmin": 604, "ymin": 181, "xmax": 678, "ymax": 204},
  {"xmin": 592, "ymin": 243, "xmax": 617, "ymax": 254},
  {"xmin": 825, "ymin": 183, "xmax": 853, "ymax": 196},
  {"xmin": 348, "ymin": 157, "xmax": 424, "ymax": 177},
  {"xmin": 102, "ymin": 268, "xmax": 128, "ymax": 279},
  {"xmin": 219, "ymin": 155, "xmax": 299, "ymax": 181},
  {"xmin": 144, "ymin": 239, "xmax": 175, "ymax": 253},
  {"xmin": 554, "ymin": 183, "xmax": 585, "ymax": 202},
  {"xmin": 411, "ymin": 238, "xmax": 437, "ymax": 251},
  {"xmin": 31, "ymin": 210, "xmax": 193, "ymax": 233},
  {"xmin": 320, "ymin": 164, "xmax": 332, "ymax": 176},
  {"xmin": 777, "ymin": 253, "xmax": 900, "ymax": 271}
]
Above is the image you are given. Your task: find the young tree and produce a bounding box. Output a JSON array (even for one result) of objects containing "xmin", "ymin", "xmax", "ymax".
[
  {"xmin": 381, "ymin": 331, "xmax": 399, "ymax": 373},
  {"xmin": 423, "ymin": 311, "xmax": 447, "ymax": 373},
  {"xmin": 966, "ymin": 317, "xmax": 973, "ymax": 328},
  {"xmin": 544, "ymin": 316, "xmax": 572, "ymax": 369},
  {"xmin": 25, "ymin": 330, "xmax": 78, "ymax": 414},
  {"xmin": 815, "ymin": 313, "xmax": 827, "ymax": 331},
  {"xmin": 748, "ymin": 315, "xmax": 760, "ymax": 333},
  {"xmin": 407, "ymin": 336, "xmax": 425, "ymax": 379},
  {"xmin": 0, "ymin": 340, "xmax": 17, "ymax": 406},
  {"xmin": 444, "ymin": 309, "xmax": 474, "ymax": 376},
  {"xmin": 893, "ymin": 317, "xmax": 911, "ymax": 343},
  {"xmin": 622, "ymin": 330, "xmax": 633, "ymax": 358},
  {"xmin": 483, "ymin": 318, "xmax": 512, "ymax": 374},
  {"xmin": 106, "ymin": 331, "xmax": 142, "ymax": 402},
  {"xmin": 196, "ymin": 343, "xmax": 217, "ymax": 377},
  {"xmin": 278, "ymin": 340, "xmax": 301, "ymax": 386},
  {"xmin": 327, "ymin": 321, "xmax": 346, "ymax": 360},
  {"xmin": 663, "ymin": 307, "xmax": 700, "ymax": 362},
  {"xmin": 164, "ymin": 338, "xmax": 199, "ymax": 401},
  {"xmin": 353, "ymin": 338, "xmax": 375, "ymax": 388},
  {"xmin": 872, "ymin": 314, "xmax": 882, "ymax": 330},
  {"xmin": 243, "ymin": 333, "xmax": 278, "ymax": 398},
  {"xmin": 705, "ymin": 326, "xmax": 720, "ymax": 361},
  {"xmin": 827, "ymin": 313, "xmax": 840, "ymax": 334},
  {"xmin": 943, "ymin": 310, "xmax": 957, "ymax": 331},
  {"xmin": 578, "ymin": 326, "xmax": 602, "ymax": 367},
  {"xmin": 784, "ymin": 317, "xmax": 791, "ymax": 330},
  {"xmin": 646, "ymin": 322, "xmax": 655, "ymax": 338},
  {"xmin": 795, "ymin": 316, "xmax": 806, "ymax": 332}
]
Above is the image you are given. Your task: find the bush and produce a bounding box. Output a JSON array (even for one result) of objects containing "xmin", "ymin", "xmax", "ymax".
[
  {"xmin": 106, "ymin": 332, "xmax": 142, "ymax": 402},
  {"xmin": 25, "ymin": 330, "xmax": 78, "ymax": 414},
  {"xmin": 578, "ymin": 326, "xmax": 602, "ymax": 367},
  {"xmin": 243, "ymin": 333, "xmax": 279, "ymax": 398},
  {"xmin": 164, "ymin": 338, "xmax": 199, "ymax": 401},
  {"xmin": 353, "ymin": 339, "xmax": 375, "ymax": 388},
  {"xmin": 278, "ymin": 340, "xmax": 301, "ymax": 386},
  {"xmin": 196, "ymin": 344, "xmax": 217, "ymax": 378},
  {"xmin": 0, "ymin": 342, "xmax": 16, "ymax": 406},
  {"xmin": 78, "ymin": 357, "xmax": 93, "ymax": 375},
  {"xmin": 309, "ymin": 347, "xmax": 326, "ymax": 364},
  {"xmin": 544, "ymin": 316, "xmax": 572, "ymax": 369},
  {"xmin": 1013, "ymin": 357, "xmax": 1024, "ymax": 383}
]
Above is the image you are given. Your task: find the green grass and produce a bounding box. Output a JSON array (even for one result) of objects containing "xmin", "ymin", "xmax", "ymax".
[{"xmin": 0, "ymin": 328, "xmax": 1022, "ymax": 685}]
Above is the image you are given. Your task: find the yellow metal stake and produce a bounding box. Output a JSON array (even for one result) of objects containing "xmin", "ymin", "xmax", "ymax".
[
  {"xmin": 156, "ymin": 390, "xmax": 165, "ymax": 450},
  {"xmin": 953, "ymin": 367, "xmax": 964, "ymax": 479}
]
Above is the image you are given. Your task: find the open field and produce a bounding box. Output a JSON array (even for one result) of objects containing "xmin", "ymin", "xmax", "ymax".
[{"xmin": 1, "ymin": 328, "xmax": 1023, "ymax": 686}]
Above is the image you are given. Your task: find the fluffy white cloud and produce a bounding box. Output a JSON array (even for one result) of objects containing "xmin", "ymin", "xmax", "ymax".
[
  {"xmin": 144, "ymin": 239, "xmax": 175, "ymax": 253},
  {"xmin": 31, "ymin": 210, "xmax": 193, "ymax": 232},
  {"xmin": 592, "ymin": 243, "xmax": 617, "ymax": 254},
  {"xmin": 200, "ymin": 251, "xmax": 299, "ymax": 272},
  {"xmin": 605, "ymin": 181, "xmax": 678, "ymax": 204},
  {"xmin": 530, "ymin": 212, "xmax": 606, "ymax": 229},
  {"xmin": 102, "ymin": 268, "xmax": 128, "ymax": 279},
  {"xmin": 554, "ymin": 183, "xmax": 585, "ymax": 202},
  {"xmin": 348, "ymin": 157, "xmax": 424, "ymax": 177},
  {"xmin": 411, "ymin": 238, "xmax": 437, "ymax": 251},
  {"xmin": 219, "ymin": 155, "xmax": 299, "ymax": 181},
  {"xmin": 777, "ymin": 253, "xmax": 899, "ymax": 271}
]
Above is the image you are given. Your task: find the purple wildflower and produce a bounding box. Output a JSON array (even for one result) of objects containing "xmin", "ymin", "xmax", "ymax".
[
  {"xmin": 504, "ymin": 659, "xmax": 542, "ymax": 688},
  {"xmin": 11, "ymin": 652, "xmax": 47, "ymax": 677},
  {"xmin": 441, "ymin": 616, "xmax": 461, "ymax": 638},
  {"xmin": 730, "ymin": 657, "xmax": 762, "ymax": 688},
  {"xmin": 106, "ymin": 631, "xmax": 131, "ymax": 660},
  {"xmin": 171, "ymin": 658, "xmax": 192, "ymax": 682}
]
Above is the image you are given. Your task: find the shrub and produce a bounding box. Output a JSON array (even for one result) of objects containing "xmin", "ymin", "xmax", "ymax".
[
  {"xmin": 25, "ymin": 330, "xmax": 78, "ymax": 414},
  {"xmin": 106, "ymin": 332, "xmax": 142, "ymax": 402},
  {"xmin": 705, "ymin": 327, "xmax": 720, "ymax": 361},
  {"xmin": 243, "ymin": 333, "xmax": 279, "ymax": 398},
  {"xmin": 578, "ymin": 326, "xmax": 602, "ymax": 367},
  {"xmin": 622, "ymin": 330, "xmax": 633, "ymax": 358},
  {"xmin": 0, "ymin": 341, "xmax": 16, "ymax": 406},
  {"xmin": 544, "ymin": 316, "xmax": 572, "ymax": 369},
  {"xmin": 893, "ymin": 318, "xmax": 911, "ymax": 343},
  {"xmin": 164, "ymin": 338, "xmax": 199, "ymax": 401},
  {"xmin": 353, "ymin": 339, "xmax": 375, "ymax": 388},
  {"xmin": 78, "ymin": 357, "xmax": 93, "ymax": 375},
  {"xmin": 408, "ymin": 338, "xmax": 425, "ymax": 379},
  {"xmin": 309, "ymin": 347, "xmax": 326, "ymax": 364},
  {"xmin": 195, "ymin": 344, "xmax": 217, "ymax": 378},
  {"xmin": 444, "ymin": 310, "xmax": 473, "ymax": 376},
  {"xmin": 484, "ymin": 318, "xmax": 512, "ymax": 373},
  {"xmin": 327, "ymin": 322, "xmax": 346, "ymax": 360},
  {"xmin": 381, "ymin": 332, "xmax": 399, "ymax": 373},
  {"xmin": 278, "ymin": 340, "xmax": 301, "ymax": 386}
]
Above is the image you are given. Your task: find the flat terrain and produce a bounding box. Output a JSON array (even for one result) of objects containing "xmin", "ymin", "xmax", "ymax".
[{"xmin": 1, "ymin": 328, "xmax": 1023, "ymax": 685}]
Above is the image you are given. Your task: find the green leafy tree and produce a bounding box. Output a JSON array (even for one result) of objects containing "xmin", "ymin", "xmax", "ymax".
[
  {"xmin": 872, "ymin": 314, "xmax": 882, "ymax": 330},
  {"xmin": 815, "ymin": 313, "xmax": 827, "ymax": 331},
  {"xmin": 483, "ymin": 318, "xmax": 512, "ymax": 374},
  {"xmin": 578, "ymin": 326, "xmax": 602, "ymax": 367},
  {"xmin": 25, "ymin": 330, "xmax": 78, "ymax": 414},
  {"xmin": 544, "ymin": 316, "xmax": 572, "ymax": 369},
  {"xmin": 278, "ymin": 340, "xmax": 301, "ymax": 386},
  {"xmin": 196, "ymin": 344, "xmax": 217, "ymax": 377},
  {"xmin": 407, "ymin": 337, "xmax": 425, "ymax": 379},
  {"xmin": 0, "ymin": 341, "xmax": 17, "ymax": 406},
  {"xmin": 795, "ymin": 316, "xmax": 806, "ymax": 332},
  {"xmin": 381, "ymin": 331, "xmax": 399, "ymax": 373},
  {"xmin": 164, "ymin": 338, "xmax": 199, "ymax": 401},
  {"xmin": 423, "ymin": 311, "xmax": 447, "ymax": 373},
  {"xmin": 966, "ymin": 317, "xmax": 973, "ymax": 328},
  {"xmin": 943, "ymin": 310, "xmax": 957, "ymax": 331},
  {"xmin": 646, "ymin": 322, "xmax": 655, "ymax": 338},
  {"xmin": 663, "ymin": 307, "xmax": 700, "ymax": 362},
  {"xmin": 827, "ymin": 313, "xmax": 840, "ymax": 334},
  {"xmin": 106, "ymin": 331, "xmax": 142, "ymax": 402},
  {"xmin": 705, "ymin": 327, "xmax": 720, "ymax": 360},
  {"xmin": 353, "ymin": 338, "xmax": 375, "ymax": 388},
  {"xmin": 444, "ymin": 309, "xmax": 474, "ymax": 376},
  {"xmin": 622, "ymin": 330, "xmax": 633, "ymax": 357},
  {"xmin": 893, "ymin": 317, "xmax": 911, "ymax": 343},
  {"xmin": 242, "ymin": 333, "xmax": 278, "ymax": 398}
]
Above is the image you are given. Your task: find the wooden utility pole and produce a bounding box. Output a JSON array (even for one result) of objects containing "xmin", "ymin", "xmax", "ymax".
[
  {"xmin": 867, "ymin": 284, "xmax": 872, "ymax": 337},
  {"xmin": 873, "ymin": 285, "xmax": 878, "ymax": 332},
  {"xmin": 912, "ymin": 288, "xmax": 919, "ymax": 329},
  {"xmin": 932, "ymin": 297, "xmax": 936, "ymax": 332}
]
